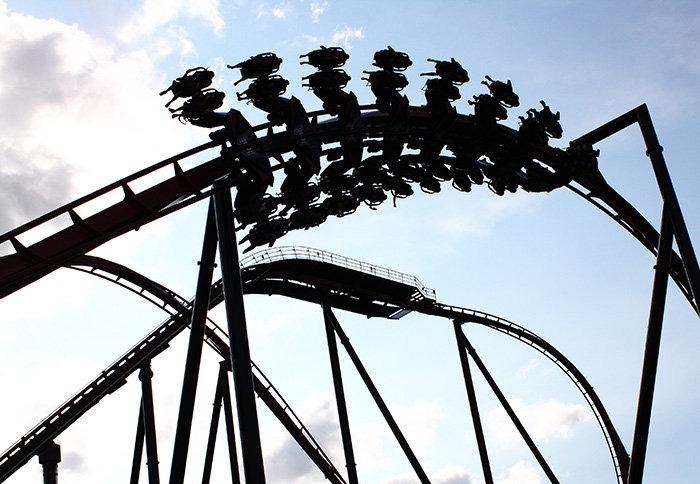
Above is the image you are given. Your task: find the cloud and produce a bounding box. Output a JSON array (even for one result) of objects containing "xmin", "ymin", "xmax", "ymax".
[
  {"xmin": 390, "ymin": 398, "xmax": 443, "ymax": 457},
  {"xmin": 0, "ymin": 7, "xmax": 194, "ymax": 234},
  {"xmin": 0, "ymin": 350, "xmax": 104, "ymax": 448},
  {"xmin": 310, "ymin": 1, "xmax": 328, "ymax": 22},
  {"xmin": 515, "ymin": 359, "xmax": 550, "ymax": 379},
  {"xmin": 260, "ymin": 393, "xmax": 448, "ymax": 482},
  {"xmin": 352, "ymin": 419, "xmax": 391, "ymax": 472},
  {"xmin": 436, "ymin": 190, "xmax": 539, "ymax": 239},
  {"xmin": 381, "ymin": 465, "xmax": 475, "ymax": 484},
  {"xmin": 331, "ymin": 26, "xmax": 364, "ymax": 49},
  {"xmin": 484, "ymin": 398, "xmax": 591, "ymax": 446},
  {"xmin": 495, "ymin": 460, "xmax": 543, "ymax": 484},
  {"xmin": 262, "ymin": 389, "xmax": 344, "ymax": 483},
  {"xmin": 256, "ymin": 2, "xmax": 293, "ymax": 20},
  {"xmin": 119, "ymin": 0, "xmax": 225, "ymax": 42}
]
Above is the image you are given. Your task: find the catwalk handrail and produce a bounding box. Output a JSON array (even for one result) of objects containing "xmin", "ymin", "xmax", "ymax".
[{"xmin": 241, "ymin": 245, "xmax": 437, "ymax": 300}]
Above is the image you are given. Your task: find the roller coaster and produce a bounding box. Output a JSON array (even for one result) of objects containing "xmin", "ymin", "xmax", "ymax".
[{"xmin": 0, "ymin": 46, "xmax": 698, "ymax": 484}]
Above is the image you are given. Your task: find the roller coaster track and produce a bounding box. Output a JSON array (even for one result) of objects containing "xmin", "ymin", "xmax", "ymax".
[
  {"xmin": 0, "ymin": 246, "xmax": 630, "ymax": 483},
  {"xmin": 0, "ymin": 51, "xmax": 697, "ymax": 483},
  {"xmin": 0, "ymin": 253, "xmax": 347, "ymax": 484},
  {"xmin": 0, "ymin": 104, "xmax": 696, "ymax": 315}
]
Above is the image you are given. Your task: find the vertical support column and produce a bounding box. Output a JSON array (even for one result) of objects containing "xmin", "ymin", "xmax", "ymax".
[
  {"xmin": 453, "ymin": 322, "xmax": 493, "ymax": 484},
  {"xmin": 170, "ymin": 201, "xmax": 219, "ymax": 484},
  {"xmin": 140, "ymin": 362, "xmax": 161, "ymax": 484},
  {"xmin": 130, "ymin": 406, "xmax": 146, "ymax": 484},
  {"xmin": 323, "ymin": 305, "xmax": 431, "ymax": 484},
  {"xmin": 202, "ymin": 364, "xmax": 225, "ymax": 484},
  {"xmin": 220, "ymin": 362, "xmax": 242, "ymax": 483},
  {"xmin": 213, "ymin": 188, "xmax": 266, "ymax": 484},
  {"xmin": 38, "ymin": 441, "xmax": 60, "ymax": 484},
  {"xmin": 202, "ymin": 361, "xmax": 241, "ymax": 484},
  {"xmin": 627, "ymin": 208, "xmax": 674, "ymax": 484},
  {"xmin": 637, "ymin": 106, "xmax": 700, "ymax": 311},
  {"xmin": 321, "ymin": 299, "xmax": 359, "ymax": 484},
  {"xmin": 455, "ymin": 331, "xmax": 560, "ymax": 484}
]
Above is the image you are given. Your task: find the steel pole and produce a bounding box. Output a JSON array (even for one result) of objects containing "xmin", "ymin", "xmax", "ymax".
[
  {"xmin": 456, "ymin": 331, "xmax": 560, "ymax": 484},
  {"xmin": 627, "ymin": 208, "xmax": 674, "ymax": 484},
  {"xmin": 453, "ymin": 322, "xmax": 494, "ymax": 484},
  {"xmin": 324, "ymin": 305, "xmax": 431, "ymax": 484},
  {"xmin": 37, "ymin": 442, "xmax": 60, "ymax": 484},
  {"xmin": 636, "ymin": 106, "xmax": 700, "ymax": 314},
  {"xmin": 131, "ymin": 406, "xmax": 146, "ymax": 484},
  {"xmin": 573, "ymin": 104, "xmax": 700, "ymax": 315},
  {"xmin": 220, "ymin": 362, "xmax": 242, "ymax": 484},
  {"xmin": 213, "ymin": 188, "xmax": 266, "ymax": 484},
  {"xmin": 322, "ymin": 299, "xmax": 359, "ymax": 484},
  {"xmin": 170, "ymin": 201, "xmax": 219, "ymax": 484},
  {"xmin": 139, "ymin": 362, "xmax": 161, "ymax": 484},
  {"xmin": 202, "ymin": 364, "xmax": 225, "ymax": 484}
]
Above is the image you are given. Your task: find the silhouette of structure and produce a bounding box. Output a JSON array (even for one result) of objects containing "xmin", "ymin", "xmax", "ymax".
[{"xmin": 0, "ymin": 47, "xmax": 697, "ymax": 484}]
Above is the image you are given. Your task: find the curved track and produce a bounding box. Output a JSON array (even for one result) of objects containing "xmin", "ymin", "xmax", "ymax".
[
  {"xmin": 0, "ymin": 104, "xmax": 695, "ymax": 313},
  {"xmin": 1, "ymin": 49, "xmax": 698, "ymax": 484},
  {"xmin": 0, "ymin": 246, "xmax": 629, "ymax": 483}
]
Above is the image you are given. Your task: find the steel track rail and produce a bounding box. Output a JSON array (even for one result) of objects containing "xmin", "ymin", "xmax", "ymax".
[
  {"xmin": 428, "ymin": 303, "xmax": 629, "ymax": 484},
  {"xmin": 0, "ymin": 255, "xmax": 346, "ymax": 484},
  {"xmin": 0, "ymin": 104, "xmax": 694, "ymax": 314},
  {"xmin": 0, "ymin": 248, "xmax": 628, "ymax": 483}
]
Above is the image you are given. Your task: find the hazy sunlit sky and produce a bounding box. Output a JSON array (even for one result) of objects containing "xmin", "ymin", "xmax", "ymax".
[{"xmin": 1, "ymin": 1, "xmax": 700, "ymax": 483}]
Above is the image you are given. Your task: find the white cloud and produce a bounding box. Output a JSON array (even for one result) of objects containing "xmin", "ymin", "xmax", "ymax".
[
  {"xmin": 273, "ymin": 6, "xmax": 291, "ymax": 19},
  {"xmin": 262, "ymin": 389, "xmax": 344, "ymax": 483},
  {"xmin": 495, "ymin": 460, "xmax": 543, "ymax": 484},
  {"xmin": 352, "ymin": 419, "xmax": 391, "ymax": 472},
  {"xmin": 515, "ymin": 359, "xmax": 550, "ymax": 379},
  {"xmin": 310, "ymin": 1, "xmax": 328, "ymax": 22},
  {"xmin": 0, "ymin": 7, "xmax": 195, "ymax": 233},
  {"xmin": 484, "ymin": 398, "xmax": 591, "ymax": 446},
  {"xmin": 381, "ymin": 464, "xmax": 474, "ymax": 484},
  {"xmin": 259, "ymin": 393, "xmax": 448, "ymax": 482},
  {"xmin": 331, "ymin": 26, "xmax": 364, "ymax": 50},
  {"xmin": 119, "ymin": 0, "xmax": 225, "ymax": 42},
  {"xmin": 437, "ymin": 190, "xmax": 539, "ymax": 238},
  {"xmin": 390, "ymin": 398, "xmax": 443, "ymax": 457},
  {"xmin": 256, "ymin": 2, "xmax": 293, "ymax": 20}
]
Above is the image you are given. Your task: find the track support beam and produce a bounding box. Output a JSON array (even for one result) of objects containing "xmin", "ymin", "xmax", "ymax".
[
  {"xmin": 139, "ymin": 362, "xmax": 161, "ymax": 484},
  {"xmin": 573, "ymin": 103, "xmax": 700, "ymax": 315},
  {"xmin": 455, "ymin": 330, "xmax": 560, "ymax": 484},
  {"xmin": 322, "ymin": 299, "xmax": 359, "ymax": 484},
  {"xmin": 213, "ymin": 187, "xmax": 266, "ymax": 484},
  {"xmin": 627, "ymin": 208, "xmax": 674, "ymax": 484},
  {"xmin": 169, "ymin": 200, "xmax": 219, "ymax": 484},
  {"xmin": 323, "ymin": 304, "xmax": 431, "ymax": 484},
  {"xmin": 202, "ymin": 361, "xmax": 241, "ymax": 484},
  {"xmin": 453, "ymin": 321, "xmax": 494, "ymax": 484},
  {"xmin": 38, "ymin": 441, "xmax": 60, "ymax": 484},
  {"xmin": 130, "ymin": 406, "xmax": 146, "ymax": 484}
]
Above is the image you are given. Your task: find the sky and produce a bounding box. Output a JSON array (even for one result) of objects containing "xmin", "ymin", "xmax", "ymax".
[{"xmin": 1, "ymin": 1, "xmax": 700, "ymax": 483}]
